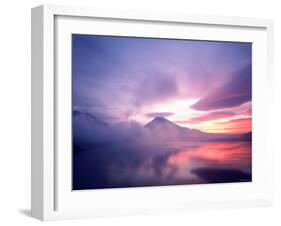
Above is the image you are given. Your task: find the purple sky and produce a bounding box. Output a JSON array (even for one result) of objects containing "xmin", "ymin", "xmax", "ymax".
[{"xmin": 72, "ymin": 35, "xmax": 252, "ymax": 133}]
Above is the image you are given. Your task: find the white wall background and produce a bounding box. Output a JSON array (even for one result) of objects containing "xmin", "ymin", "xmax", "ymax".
[{"xmin": 0, "ymin": 0, "xmax": 280, "ymax": 225}]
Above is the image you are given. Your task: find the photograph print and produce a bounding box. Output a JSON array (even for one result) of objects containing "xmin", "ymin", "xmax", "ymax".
[{"xmin": 72, "ymin": 35, "xmax": 252, "ymax": 190}]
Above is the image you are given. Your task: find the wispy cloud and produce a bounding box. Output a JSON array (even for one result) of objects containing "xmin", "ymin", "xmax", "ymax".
[
  {"xmin": 145, "ymin": 112, "xmax": 174, "ymax": 118},
  {"xmin": 188, "ymin": 111, "xmax": 236, "ymax": 123},
  {"xmin": 191, "ymin": 65, "xmax": 252, "ymax": 111}
]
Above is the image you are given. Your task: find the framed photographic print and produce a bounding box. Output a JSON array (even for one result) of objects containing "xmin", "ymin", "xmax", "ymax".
[{"xmin": 31, "ymin": 4, "xmax": 274, "ymax": 221}]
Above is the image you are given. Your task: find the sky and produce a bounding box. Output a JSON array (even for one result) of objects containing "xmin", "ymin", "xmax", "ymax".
[{"xmin": 72, "ymin": 34, "xmax": 252, "ymax": 134}]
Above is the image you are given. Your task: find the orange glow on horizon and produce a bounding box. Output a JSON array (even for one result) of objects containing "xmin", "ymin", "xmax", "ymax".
[
  {"xmin": 175, "ymin": 117, "xmax": 252, "ymax": 134},
  {"xmin": 199, "ymin": 118, "xmax": 252, "ymax": 134}
]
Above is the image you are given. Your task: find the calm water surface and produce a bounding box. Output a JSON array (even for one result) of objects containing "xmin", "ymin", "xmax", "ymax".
[{"xmin": 73, "ymin": 141, "xmax": 252, "ymax": 190}]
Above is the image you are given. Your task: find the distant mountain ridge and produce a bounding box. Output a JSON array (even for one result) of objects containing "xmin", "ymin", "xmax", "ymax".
[
  {"xmin": 144, "ymin": 116, "xmax": 251, "ymax": 141},
  {"xmin": 73, "ymin": 112, "xmax": 251, "ymax": 142},
  {"xmin": 73, "ymin": 110, "xmax": 109, "ymax": 127}
]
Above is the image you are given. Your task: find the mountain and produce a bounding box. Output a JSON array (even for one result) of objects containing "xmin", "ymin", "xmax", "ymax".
[
  {"xmin": 145, "ymin": 116, "xmax": 204, "ymax": 137},
  {"xmin": 145, "ymin": 116, "xmax": 183, "ymax": 130},
  {"xmin": 240, "ymin": 131, "xmax": 252, "ymax": 141},
  {"xmin": 73, "ymin": 110, "xmax": 109, "ymax": 128},
  {"xmin": 73, "ymin": 111, "xmax": 110, "ymax": 144},
  {"xmin": 144, "ymin": 117, "xmax": 245, "ymax": 141},
  {"xmin": 144, "ymin": 117, "xmax": 207, "ymax": 140}
]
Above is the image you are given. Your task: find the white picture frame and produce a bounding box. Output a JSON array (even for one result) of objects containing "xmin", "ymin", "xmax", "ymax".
[{"xmin": 31, "ymin": 4, "xmax": 274, "ymax": 221}]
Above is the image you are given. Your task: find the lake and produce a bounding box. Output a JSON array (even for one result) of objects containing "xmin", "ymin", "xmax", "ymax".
[{"xmin": 73, "ymin": 140, "xmax": 251, "ymax": 190}]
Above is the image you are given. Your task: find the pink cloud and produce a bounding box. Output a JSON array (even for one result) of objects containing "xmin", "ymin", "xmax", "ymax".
[{"xmin": 188, "ymin": 111, "xmax": 236, "ymax": 123}]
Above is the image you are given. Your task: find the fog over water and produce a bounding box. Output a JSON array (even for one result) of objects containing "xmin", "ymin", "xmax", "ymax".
[{"xmin": 73, "ymin": 112, "xmax": 251, "ymax": 190}]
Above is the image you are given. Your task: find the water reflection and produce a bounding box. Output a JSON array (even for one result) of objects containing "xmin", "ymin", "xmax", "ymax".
[{"xmin": 73, "ymin": 141, "xmax": 251, "ymax": 189}]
